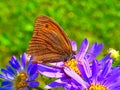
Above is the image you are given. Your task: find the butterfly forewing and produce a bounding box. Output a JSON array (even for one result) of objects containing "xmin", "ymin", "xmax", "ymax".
[{"xmin": 28, "ymin": 15, "xmax": 72, "ymax": 63}]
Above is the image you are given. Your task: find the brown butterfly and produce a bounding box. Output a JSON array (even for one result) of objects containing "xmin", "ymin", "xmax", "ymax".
[{"xmin": 28, "ymin": 15, "xmax": 74, "ymax": 64}]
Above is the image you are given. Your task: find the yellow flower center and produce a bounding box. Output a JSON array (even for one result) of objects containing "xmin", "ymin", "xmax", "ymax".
[
  {"xmin": 65, "ymin": 59, "xmax": 80, "ymax": 75},
  {"xmin": 88, "ymin": 83, "xmax": 108, "ymax": 90},
  {"xmin": 108, "ymin": 48, "xmax": 119, "ymax": 59},
  {"xmin": 14, "ymin": 72, "xmax": 28, "ymax": 89}
]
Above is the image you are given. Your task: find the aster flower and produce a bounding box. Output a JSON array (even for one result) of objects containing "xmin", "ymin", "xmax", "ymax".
[
  {"xmin": 37, "ymin": 39, "xmax": 104, "ymax": 89},
  {"xmin": 64, "ymin": 58, "xmax": 120, "ymax": 90},
  {"xmin": 0, "ymin": 53, "xmax": 39, "ymax": 90}
]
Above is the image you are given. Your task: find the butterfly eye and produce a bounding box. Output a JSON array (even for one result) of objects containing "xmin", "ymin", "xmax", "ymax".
[{"xmin": 45, "ymin": 23, "xmax": 49, "ymax": 28}]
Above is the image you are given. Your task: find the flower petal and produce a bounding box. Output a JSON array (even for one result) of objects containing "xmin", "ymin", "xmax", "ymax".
[
  {"xmin": 1, "ymin": 69, "xmax": 14, "ymax": 80},
  {"xmin": 88, "ymin": 43, "xmax": 103, "ymax": 57},
  {"xmin": 76, "ymin": 38, "xmax": 89, "ymax": 61},
  {"xmin": 28, "ymin": 64, "xmax": 37, "ymax": 76},
  {"xmin": 37, "ymin": 64, "xmax": 64, "ymax": 78},
  {"xmin": 81, "ymin": 59, "xmax": 92, "ymax": 78},
  {"xmin": 9, "ymin": 56, "xmax": 20, "ymax": 70},
  {"xmin": 29, "ymin": 73, "xmax": 39, "ymax": 81},
  {"xmin": 78, "ymin": 62, "xmax": 90, "ymax": 84},
  {"xmin": 49, "ymin": 62, "xmax": 64, "ymax": 67},
  {"xmin": 86, "ymin": 43, "xmax": 104, "ymax": 62},
  {"xmin": 70, "ymin": 40, "xmax": 77, "ymax": 52},
  {"xmin": 0, "ymin": 87, "xmax": 13, "ymax": 90},
  {"xmin": 108, "ymin": 81, "xmax": 120, "ymax": 90},
  {"xmin": 28, "ymin": 56, "xmax": 33, "ymax": 67},
  {"xmin": 1, "ymin": 80, "xmax": 13, "ymax": 87},
  {"xmin": 45, "ymin": 77, "xmax": 71, "ymax": 89},
  {"xmin": 28, "ymin": 81, "xmax": 39, "ymax": 87},
  {"xmin": 99, "ymin": 59, "xmax": 112, "ymax": 80},
  {"xmin": 22, "ymin": 53, "xmax": 27, "ymax": 69},
  {"xmin": 99, "ymin": 54, "xmax": 111, "ymax": 65},
  {"xmin": 6, "ymin": 65, "xmax": 16, "ymax": 76},
  {"xmin": 64, "ymin": 67, "xmax": 88, "ymax": 88},
  {"xmin": 104, "ymin": 67, "xmax": 120, "ymax": 86},
  {"xmin": 91, "ymin": 60, "xmax": 98, "ymax": 83},
  {"xmin": 0, "ymin": 74, "xmax": 6, "ymax": 79},
  {"xmin": 22, "ymin": 87, "xmax": 29, "ymax": 90}
]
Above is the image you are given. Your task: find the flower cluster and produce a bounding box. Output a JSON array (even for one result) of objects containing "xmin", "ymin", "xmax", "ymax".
[
  {"xmin": 0, "ymin": 53, "xmax": 39, "ymax": 90},
  {"xmin": 0, "ymin": 39, "xmax": 120, "ymax": 90},
  {"xmin": 37, "ymin": 39, "xmax": 120, "ymax": 90}
]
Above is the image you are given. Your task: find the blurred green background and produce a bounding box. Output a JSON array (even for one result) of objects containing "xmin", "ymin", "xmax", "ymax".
[{"xmin": 0, "ymin": 0, "xmax": 120, "ymax": 89}]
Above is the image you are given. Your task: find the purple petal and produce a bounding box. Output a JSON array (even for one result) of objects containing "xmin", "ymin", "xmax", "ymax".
[
  {"xmin": 45, "ymin": 78, "xmax": 71, "ymax": 89},
  {"xmin": 110, "ymin": 87, "xmax": 120, "ymax": 90},
  {"xmin": 0, "ymin": 74, "xmax": 9, "ymax": 80},
  {"xmin": 81, "ymin": 59, "xmax": 92, "ymax": 78},
  {"xmin": 87, "ymin": 43, "xmax": 103, "ymax": 56},
  {"xmin": 29, "ymin": 56, "xmax": 33, "ymax": 61},
  {"xmin": 9, "ymin": 56, "xmax": 20, "ymax": 70},
  {"xmin": 28, "ymin": 81, "xmax": 39, "ymax": 87},
  {"xmin": 99, "ymin": 54, "xmax": 111, "ymax": 64},
  {"xmin": 86, "ymin": 43, "xmax": 104, "ymax": 62},
  {"xmin": 108, "ymin": 81, "xmax": 120, "ymax": 90},
  {"xmin": 109, "ymin": 67, "xmax": 120, "ymax": 76},
  {"xmin": 64, "ymin": 67, "xmax": 88, "ymax": 88},
  {"xmin": 1, "ymin": 80, "xmax": 13, "ymax": 87},
  {"xmin": 6, "ymin": 65, "xmax": 16, "ymax": 76},
  {"xmin": 70, "ymin": 40, "xmax": 77, "ymax": 52},
  {"xmin": 99, "ymin": 59, "xmax": 112, "ymax": 79},
  {"xmin": 0, "ymin": 74, "xmax": 5, "ymax": 78},
  {"xmin": 64, "ymin": 85, "xmax": 73, "ymax": 90},
  {"xmin": 0, "ymin": 87, "xmax": 13, "ymax": 90},
  {"xmin": 29, "ymin": 73, "xmax": 39, "ymax": 81},
  {"xmin": 9, "ymin": 59, "xmax": 18, "ymax": 69},
  {"xmin": 37, "ymin": 64, "xmax": 64, "ymax": 78},
  {"xmin": 70, "ymin": 79, "xmax": 84, "ymax": 90},
  {"xmin": 28, "ymin": 64, "xmax": 37, "ymax": 76},
  {"xmin": 1, "ymin": 69, "xmax": 14, "ymax": 79},
  {"xmin": 91, "ymin": 60, "xmax": 98, "ymax": 83},
  {"xmin": 49, "ymin": 62, "xmax": 64, "ymax": 67},
  {"xmin": 22, "ymin": 53, "xmax": 27, "ymax": 69},
  {"xmin": 22, "ymin": 87, "xmax": 29, "ymax": 90},
  {"xmin": 85, "ymin": 42, "xmax": 98, "ymax": 62},
  {"xmin": 76, "ymin": 38, "xmax": 89, "ymax": 61},
  {"xmin": 104, "ymin": 73, "xmax": 120, "ymax": 87},
  {"xmin": 77, "ymin": 62, "xmax": 91, "ymax": 84},
  {"xmin": 96, "ymin": 43, "xmax": 104, "ymax": 55},
  {"xmin": 104, "ymin": 67, "xmax": 120, "ymax": 86},
  {"xmin": 28, "ymin": 56, "xmax": 33, "ymax": 67},
  {"xmin": 13, "ymin": 59, "xmax": 21, "ymax": 70}
]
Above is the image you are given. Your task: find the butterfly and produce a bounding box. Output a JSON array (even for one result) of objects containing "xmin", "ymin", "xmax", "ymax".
[{"xmin": 28, "ymin": 15, "xmax": 74, "ymax": 64}]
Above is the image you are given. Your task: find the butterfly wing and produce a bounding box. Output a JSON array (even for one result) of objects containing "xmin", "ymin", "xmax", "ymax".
[{"xmin": 28, "ymin": 15, "xmax": 73, "ymax": 63}]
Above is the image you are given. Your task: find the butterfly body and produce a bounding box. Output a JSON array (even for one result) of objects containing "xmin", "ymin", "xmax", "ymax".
[{"xmin": 28, "ymin": 15, "xmax": 73, "ymax": 63}]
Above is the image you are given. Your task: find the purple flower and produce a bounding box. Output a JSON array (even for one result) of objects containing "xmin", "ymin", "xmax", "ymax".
[
  {"xmin": 37, "ymin": 39, "xmax": 104, "ymax": 89},
  {"xmin": 0, "ymin": 53, "xmax": 39, "ymax": 90},
  {"xmin": 64, "ymin": 58, "xmax": 120, "ymax": 90}
]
